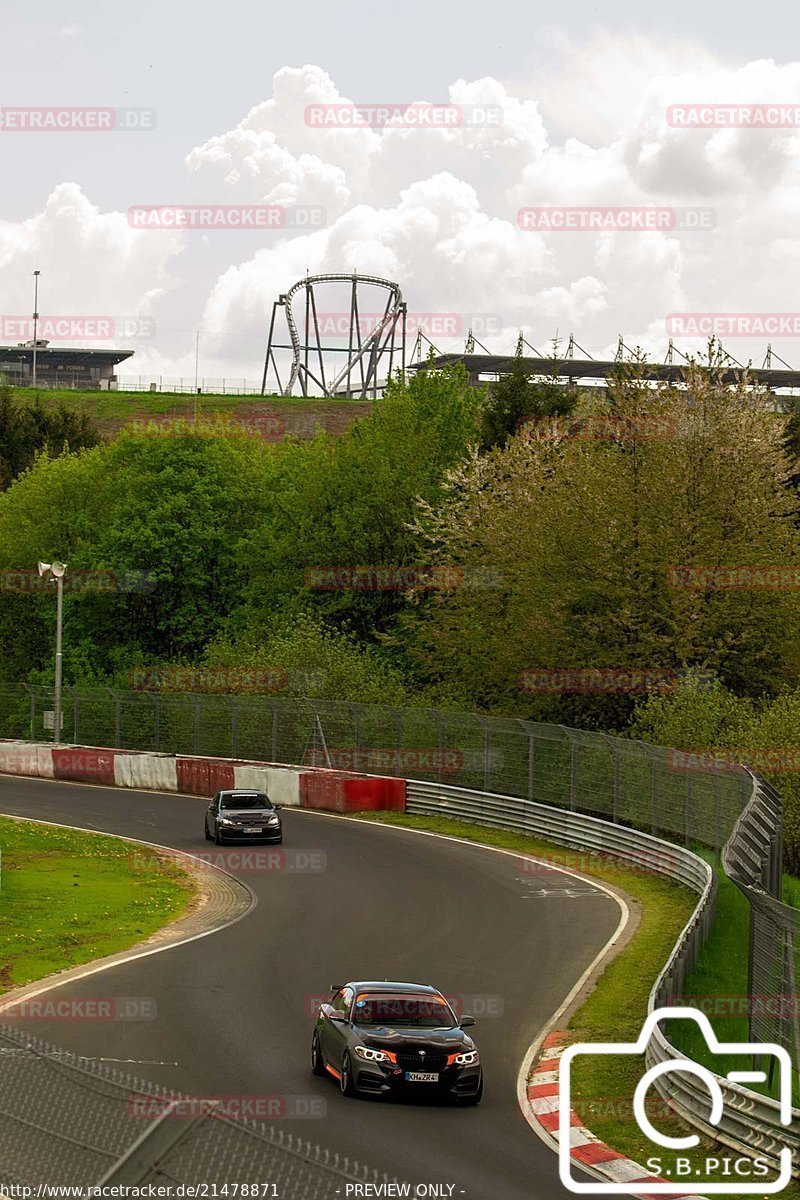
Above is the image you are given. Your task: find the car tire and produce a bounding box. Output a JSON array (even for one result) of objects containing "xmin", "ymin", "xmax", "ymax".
[
  {"xmin": 204, "ymin": 821, "xmax": 212, "ymax": 841},
  {"xmin": 214, "ymin": 822, "xmax": 223, "ymax": 845},
  {"xmin": 340, "ymin": 1051, "xmax": 357, "ymax": 1097},
  {"xmin": 455, "ymin": 1074, "xmax": 483, "ymax": 1106},
  {"xmin": 311, "ymin": 1031, "xmax": 326, "ymax": 1077}
]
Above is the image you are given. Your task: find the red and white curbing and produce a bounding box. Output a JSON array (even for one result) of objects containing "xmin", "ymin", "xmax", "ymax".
[
  {"xmin": 525, "ymin": 1032, "xmax": 706, "ymax": 1199},
  {"xmin": 0, "ymin": 740, "xmax": 406, "ymax": 812}
]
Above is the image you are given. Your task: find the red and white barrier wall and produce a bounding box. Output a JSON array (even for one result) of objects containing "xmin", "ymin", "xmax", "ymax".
[{"xmin": 0, "ymin": 740, "xmax": 406, "ymax": 812}]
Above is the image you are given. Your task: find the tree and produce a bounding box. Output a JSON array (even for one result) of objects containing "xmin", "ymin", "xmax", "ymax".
[
  {"xmin": 0, "ymin": 420, "xmax": 276, "ymax": 682},
  {"xmin": 402, "ymin": 362, "xmax": 800, "ymax": 722},
  {"xmin": 480, "ymin": 335, "xmax": 577, "ymax": 450},
  {"xmin": 0, "ymin": 385, "xmax": 99, "ymax": 489},
  {"xmin": 231, "ymin": 362, "xmax": 484, "ymax": 641}
]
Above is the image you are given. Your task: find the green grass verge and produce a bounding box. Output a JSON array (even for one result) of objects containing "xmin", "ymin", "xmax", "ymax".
[
  {"xmin": 670, "ymin": 857, "xmax": 800, "ymax": 1106},
  {"xmin": 8, "ymin": 385, "xmax": 369, "ymax": 422},
  {"xmin": 783, "ymin": 873, "xmax": 800, "ymax": 909},
  {"xmin": 0, "ymin": 816, "xmax": 193, "ymax": 991},
  {"xmin": 352, "ymin": 811, "xmax": 798, "ymax": 1197}
]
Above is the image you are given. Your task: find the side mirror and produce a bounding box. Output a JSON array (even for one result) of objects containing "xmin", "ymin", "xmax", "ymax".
[
  {"xmin": 274, "ymin": 804, "xmax": 283, "ymax": 811},
  {"xmin": 459, "ymin": 1015, "xmax": 476, "ymax": 1028},
  {"xmin": 320, "ymin": 1003, "xmax": 347, "ymax": 1022}
]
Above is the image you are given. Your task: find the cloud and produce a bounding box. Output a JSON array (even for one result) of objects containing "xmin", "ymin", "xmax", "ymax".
[
  {"xmin": 0, "ymin": 183, "xmax": 183, "ymax": 350},
  {"xmin": 8, "ymin": 41, "xmax": 800, "ymax": 383}
]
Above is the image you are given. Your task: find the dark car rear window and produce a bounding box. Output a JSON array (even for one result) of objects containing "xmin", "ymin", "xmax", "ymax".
[{"xmin": 220, "ymin": 793, "xmax": 273, "ymax": 810}]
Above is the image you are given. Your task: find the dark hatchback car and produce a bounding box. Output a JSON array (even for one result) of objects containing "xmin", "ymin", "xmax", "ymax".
[
  {"xmin": 311, "ymin": 981, "xmax": 482, "ymax": 1104},
  {"xmin": 204, "ymin": 789, "xmax": 282, "ymax": 844}
]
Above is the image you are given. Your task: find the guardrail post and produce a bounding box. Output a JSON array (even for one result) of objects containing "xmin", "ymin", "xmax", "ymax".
[
  {"xmin": 437, "ymin": 714, "xmax": 446, "ymax": 784},
  {"xmin": 747, "ymin": 905, "xmax": 756, "ymax": 1047},
  {"xmin": 528, "ymin": 731, "xmax": 535, "ymax": 802},
  {"xmin": 271, "ymin": 700, "xmax": 280, "ymax": 761},
  {"xmin": 570, "ymin": 737, "xmax": 578, "ymax": 811},
  {"xmin": 22, "ymin": 682, "xmax": 34, "ymax": 740},
  {"xmin": 394, "ymin": 710, "xmax": 402, "ymax": 776},
  {"xmin": 152, "ymin": 693, "xmax": 160, "ymax": 752},
  {"xmin": 352, "ymin": 709, "xmax": 361, "ymax": 772},
  {"xmin": 230, "ymin": 699, "xmax": 239, "ymax": 758}
]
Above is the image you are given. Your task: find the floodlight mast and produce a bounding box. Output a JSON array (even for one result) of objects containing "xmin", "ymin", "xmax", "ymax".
[{"xmin": 37, "ymin": 560, "xmax": 66, "ymax": 742}]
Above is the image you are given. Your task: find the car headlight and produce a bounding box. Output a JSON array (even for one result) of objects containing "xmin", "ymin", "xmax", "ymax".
[
  {"xmin": 267, "ymin": 814, "xmax": 280, "ymax": 824},
  {"xmin": 354, "ymin": 1045, "xmax": 396, "ymax": 1063},
  {"xmin": 218, "ymin": 818, "xmax": 237, "ymax": 826},
  {"xmin": 452, "ymin": 1049, "xmax": 480, "ymax": 1066}
]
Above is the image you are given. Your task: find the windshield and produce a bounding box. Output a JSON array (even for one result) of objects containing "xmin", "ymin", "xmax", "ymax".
[
  {"xmin": 353, "ymin": 994, "xmax": 456, "ymax": 1028},
  {"xmin": 220, "ymin": 793, "xmax": 272, "ymax": 810}
]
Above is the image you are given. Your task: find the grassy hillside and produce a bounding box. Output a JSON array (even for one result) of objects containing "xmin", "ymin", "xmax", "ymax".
[{"xmin": 7, "ymin": 386, "xmax": 372, "ymax": 440}]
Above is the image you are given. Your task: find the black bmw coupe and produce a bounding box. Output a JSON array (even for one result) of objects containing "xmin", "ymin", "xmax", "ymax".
[{"xmin": 311, "ymin": 980, "xmax": 482, "ymax": 1104}]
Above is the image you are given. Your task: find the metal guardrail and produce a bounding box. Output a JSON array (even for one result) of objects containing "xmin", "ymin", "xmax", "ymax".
[
  {"xmin": 406, "ymin": 777, "xmax": 800, "ymax": 1177},
  {"xmin": 0, "ymin": 1021, "xmax": 400, "ymax": 1194}
]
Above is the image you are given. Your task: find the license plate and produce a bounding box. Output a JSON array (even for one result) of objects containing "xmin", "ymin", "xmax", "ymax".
[
  {"xmin": 404, "ymin": 1071, "xmax": 438, "ymax": 1083},
  {"xmin": 245, "ymin": 827, "xmax": 263, "ymax": 834}
]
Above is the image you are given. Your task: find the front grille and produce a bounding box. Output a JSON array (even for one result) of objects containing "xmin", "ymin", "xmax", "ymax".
[{"xmin": 396, "ymin": 1052, "xmax": 448, "ymax": 1073}]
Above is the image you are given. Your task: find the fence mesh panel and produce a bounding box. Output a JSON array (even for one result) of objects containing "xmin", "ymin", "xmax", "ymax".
[{"xmin": 0, "ymin": 1023, "xmax": 401, "ymax": 1193}]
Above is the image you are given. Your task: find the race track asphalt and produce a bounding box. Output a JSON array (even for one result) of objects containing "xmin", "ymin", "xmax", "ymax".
[{"xmin": 0, "ymin": 774, "xmax": 624, "ymax": 1200}]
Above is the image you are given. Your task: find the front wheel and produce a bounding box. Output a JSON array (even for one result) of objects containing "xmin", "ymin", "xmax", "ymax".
[
  {"xmin": 311, "ymin": 1031, "xmax": 325, "ymax": 1077},
  {"xmin": 214, "ymin": 822, "xmax": 223, "ymax": 845},
  {"xmin": 340, "ymin": 1051, "xmax": 357, "ymax": 1097},
  {"xmin": 204, "ymin": 821, "xmax": 212, "ymax": 841}
]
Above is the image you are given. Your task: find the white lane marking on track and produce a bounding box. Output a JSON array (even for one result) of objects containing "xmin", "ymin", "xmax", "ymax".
[{"xmin": 98, "ymin": 1057, "xmax": 179, "ymax": 1066}]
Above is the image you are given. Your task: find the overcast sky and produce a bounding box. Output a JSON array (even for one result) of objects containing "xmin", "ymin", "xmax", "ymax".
[{"xmin": 4, "ymin": 0, "xmax": 800, "ymax": 386}]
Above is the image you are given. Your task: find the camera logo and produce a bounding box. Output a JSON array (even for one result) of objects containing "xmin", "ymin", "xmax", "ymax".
[{"xmin": 558, "ymin": 1007, "xmax": 793, "ymax": 1194}]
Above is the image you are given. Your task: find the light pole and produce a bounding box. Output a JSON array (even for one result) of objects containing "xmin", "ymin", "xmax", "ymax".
[
  {"xmin": 37, "ymin": 560, "xmax": 66, "ymax": 741},
  {"xmin": 32, "ymin": 269, "xmax": 40, "ymax": 389}
]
